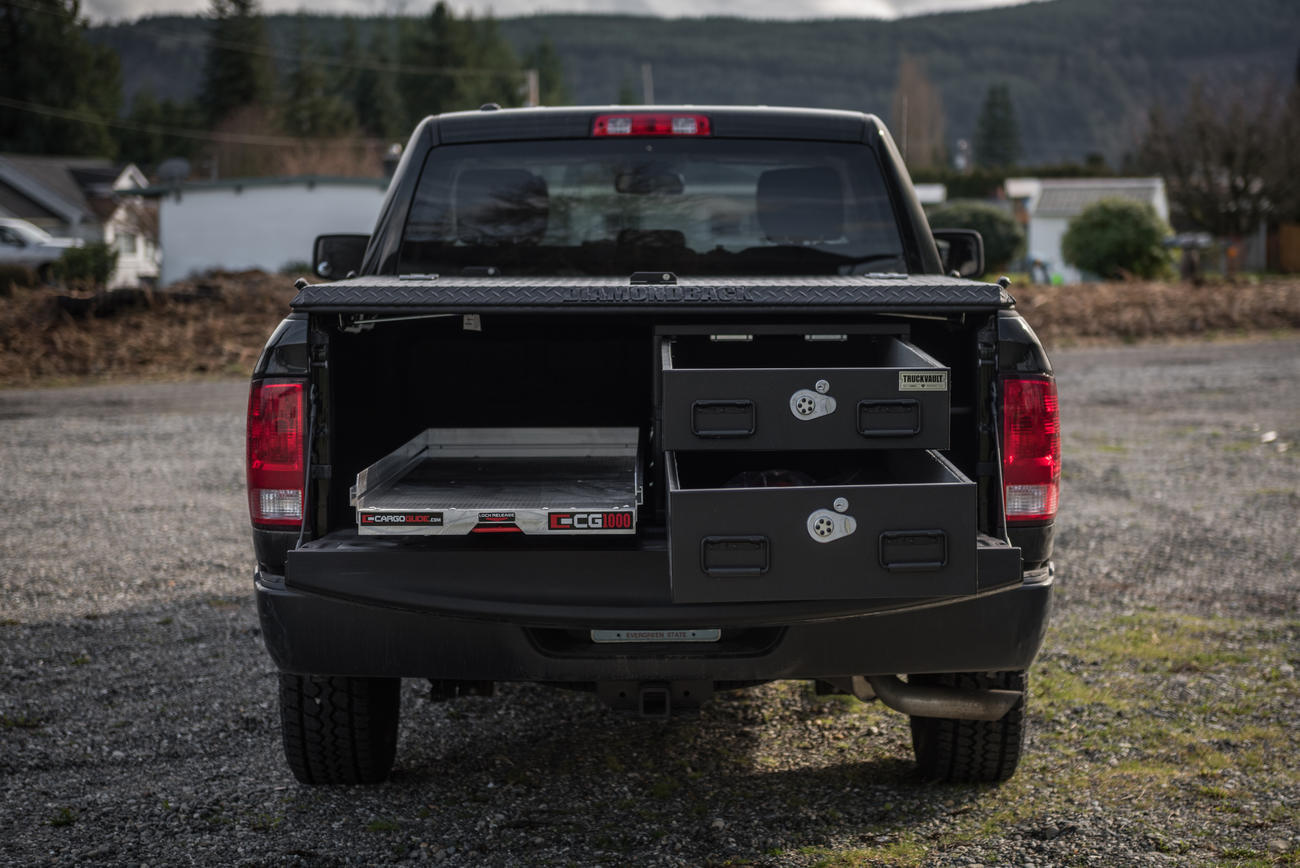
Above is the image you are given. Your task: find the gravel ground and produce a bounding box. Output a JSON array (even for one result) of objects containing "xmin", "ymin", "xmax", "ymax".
[{"xmin": 1, "ymin": 337, "xmax": 1296, "ymax": 867}]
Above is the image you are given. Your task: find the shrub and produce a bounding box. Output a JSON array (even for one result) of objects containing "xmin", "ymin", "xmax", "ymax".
[
  {"xmin": 0, "ymin": 264, "xmax": 35, "ymax": 296},
  {"xmin": 54, "ymin": 243, "xmax": 118, "ymax": 287},
  {"xmin": 926, "ymin": 200, "xmax": 1025, "ymax": 273},
  {"xmin": 1062, "ymin": 197, "xmax": 1171, "ymax": 279}
]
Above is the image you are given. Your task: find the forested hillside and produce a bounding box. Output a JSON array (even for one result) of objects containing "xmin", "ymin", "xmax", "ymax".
[{"xmin": 89, "ymin": 0, "xmax": 1298, "ymax": 164}]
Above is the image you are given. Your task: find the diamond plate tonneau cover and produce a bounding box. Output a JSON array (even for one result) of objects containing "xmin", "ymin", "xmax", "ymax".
[
  {"xmin": 352, "ymin": 427, "xmax": 640, "ymax": 536},
  {"xmin": 291, "ymin": 274, "xmax": 1012, "ymax": 314}
]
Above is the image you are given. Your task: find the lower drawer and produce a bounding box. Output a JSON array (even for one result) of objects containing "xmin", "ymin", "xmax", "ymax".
[{"xmin": 666, "ymin": 450, "xmax": 976, "ymax": 602}]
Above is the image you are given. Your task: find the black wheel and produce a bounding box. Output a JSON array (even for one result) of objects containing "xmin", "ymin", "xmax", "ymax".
[
  {"xmin": 37, "ymin": 263, "xmax": 55, "ymax": 286},
  {"xmin": 278, "ymin": 673, "xmax": 400, "ymax": 785},
  {"xmin": 908, "ymin": 670, "xmax": 1027, "ymax": 783}
]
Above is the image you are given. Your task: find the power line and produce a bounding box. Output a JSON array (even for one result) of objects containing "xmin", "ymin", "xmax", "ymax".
[{"xmin": 0, "ymin": 95, "xmax": 387, "ymax": 148}]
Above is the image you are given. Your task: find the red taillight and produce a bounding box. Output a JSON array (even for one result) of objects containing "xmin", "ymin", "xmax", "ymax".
[
  {"xmin": 592, "ymin": 113, "xmax": 711, "ymax": 137},
  {"xmin": 1001, "ymin": 377, "xmax": 1060, "ymax": 523},
  {"xmin": 247, "ymin": 381, "xmax": 305, "ymax": 527}
]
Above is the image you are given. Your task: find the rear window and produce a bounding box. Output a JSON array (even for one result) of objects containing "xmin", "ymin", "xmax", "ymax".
[{"xmin": 399, "ymin": 139, "xmax": 905, "ymax": 277}]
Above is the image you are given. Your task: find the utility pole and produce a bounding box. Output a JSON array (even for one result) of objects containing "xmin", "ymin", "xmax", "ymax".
[
  {"xmin": 641, "ymin": 62, "xmax": 654, "ymax": 105},
  {"xmin": 525, "ymin": 69, "xmax": 540, "ymax": 107},
  {"xmin": 900, "ymin": 95, "xmax": 908, "ymax": 163}
]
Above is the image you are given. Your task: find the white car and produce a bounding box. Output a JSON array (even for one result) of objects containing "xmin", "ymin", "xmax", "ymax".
[{"xmin": 0, "ymin": 218, "xmax": 82, "ymax": 281}]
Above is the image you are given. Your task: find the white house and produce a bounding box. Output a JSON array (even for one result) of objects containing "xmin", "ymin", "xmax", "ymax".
[
  {"xmin": 142, "ymin": 176, "xmax": 389, "ymax": 285},
  {"xmin": 0, "ymin": 154, "xmax": 160, "ymax": 287},
  {"xmin": 913, "ymin": 183, "xmax": 947, "ymax": 206},
  {"xmin": 1006, "ymin": 177, "xmax": 1169, "ymax": 283}
]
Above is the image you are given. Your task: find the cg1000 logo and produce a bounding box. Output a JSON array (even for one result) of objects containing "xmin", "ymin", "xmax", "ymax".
[{"xmin": 548, "ymin": 512, "xmax": 634, "ymax": 530}]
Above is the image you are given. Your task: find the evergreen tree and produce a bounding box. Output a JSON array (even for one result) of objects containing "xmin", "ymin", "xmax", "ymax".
[
  {"xmin": 115, "ymin": 90, "xmax": 204, "ymax": 168},
  {"xmin": 972, "ymin": 83, "xmax": 1021, "ymax": 169},
  {"xmin": 398, "ymin": 3, "xmax": 461, "ymax": 120},
  {"xmin": 523, "ymin": 38, "xmax": 571, "ymax": 106},
  {"xmin": 332, "ymin": 21, "xmax": 362, "ymax": 112},
  {"xmin": 397, "ymin": 2, "xmax": 521, "ymax": 123},
  {"xmin": 281, "ymin": 20, "xmax": 355, "ymax": 138},
  {"xmin": 615, "ymin": 75, "xmax": 639, "ymax": 105},
  {"xmin": 0, "ymin": 0, "xmax": 121, "ymax": 156},
  {"xmin": 465, "ymin": 14, "xmax": 522, "ymax": 109},
  {"xmin": 353, "ymin": 26, "xmax": 406, "ymax": 140},
  {"xmin": 198, "ymin": 0, "xmax": 274, "ymax": 128}
]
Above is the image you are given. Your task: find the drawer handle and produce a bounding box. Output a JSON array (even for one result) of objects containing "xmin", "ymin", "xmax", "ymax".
[
  {"xmin": 879, "ymin": 530, "xmax": 947, "ymax": 572},
  {"xmin": 692, "ymin": 400, "xmax": 756, "ymax": 437},
  {"xmin": 858, "ymin": 399, "xmax": 921, "ymax": 437},
  {"xmin": 701, "ymin": 535, "xmax": 769, "ymax": 576}
]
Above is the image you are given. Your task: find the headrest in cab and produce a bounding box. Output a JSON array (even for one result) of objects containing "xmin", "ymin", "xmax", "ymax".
[
  {"xmin": 455, "ymin": 169, "xmax": 549, "ymax": 244},
  {"xmin": 756, "ymin": 166, "xmax": 845, "ymax": 244}
]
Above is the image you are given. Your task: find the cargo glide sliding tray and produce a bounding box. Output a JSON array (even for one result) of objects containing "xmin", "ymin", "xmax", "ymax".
[
  {"xmin": 351, "ymin": 427, "xmax": 641, "ymax": 536},
  {"xmin": 292, "ymin": 274, "xmax": 1011, "ymax": 315}
]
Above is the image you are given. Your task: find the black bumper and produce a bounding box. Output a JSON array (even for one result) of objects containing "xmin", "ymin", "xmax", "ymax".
[{"xmin": 255, "ymin": 567, "xmax": 1053, "ymax": 682}]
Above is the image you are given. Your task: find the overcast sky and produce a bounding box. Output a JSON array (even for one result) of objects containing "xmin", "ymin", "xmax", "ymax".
[{"xmin": 83, "ymin": 0, "xmax": 1045, "ymax": 24}]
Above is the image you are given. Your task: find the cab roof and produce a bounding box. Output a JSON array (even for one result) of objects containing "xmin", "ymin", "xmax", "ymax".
[{"xmin": 424, "ymin": 105, "xmax": 885, "ymax": 146}]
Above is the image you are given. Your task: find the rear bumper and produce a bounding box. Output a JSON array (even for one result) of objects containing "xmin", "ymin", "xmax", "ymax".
[{"xmin": 255, "ymin": 566, "xmax": 1052, "ymax": 682}]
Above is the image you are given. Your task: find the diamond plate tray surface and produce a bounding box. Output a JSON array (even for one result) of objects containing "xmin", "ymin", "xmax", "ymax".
[
  {"xmin": 292, "ymin": 275, "xmax": 1010, "ymax": 312},
  {"xmin": 363, "ymin": 457, "xmax": 635, "ymax": 511}
]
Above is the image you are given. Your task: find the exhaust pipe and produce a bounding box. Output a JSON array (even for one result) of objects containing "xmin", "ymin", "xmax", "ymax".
[{"xmin": 863, "ymin": 675, "xmax": 1021, "ymax": 721}]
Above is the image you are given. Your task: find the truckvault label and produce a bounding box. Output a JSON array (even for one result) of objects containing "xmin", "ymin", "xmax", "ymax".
[
  {"xmin": 898, "ymin": 370, "xmax": 948, "ymax": 391},
  {"xmin": 360, "ymin": 513, "xmax": 443, "ymax": 526},
  {"xmin": 548, "ymin": 511, "xmax": 635, "ymax": 530}
]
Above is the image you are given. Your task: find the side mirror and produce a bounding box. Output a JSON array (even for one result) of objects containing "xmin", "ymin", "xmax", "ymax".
[
  {"xmin": 312, "ymin": 234, "xmax": 369, "ymax": 281},
  {"xmin": 932, "ymin": 229, "xmax": 985, "ymax": 280}
]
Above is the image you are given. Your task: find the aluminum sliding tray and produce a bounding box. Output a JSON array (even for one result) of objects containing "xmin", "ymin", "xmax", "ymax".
[{"xmin": 351, "ymin": 427, "xmax": 641, "ymax": 535}]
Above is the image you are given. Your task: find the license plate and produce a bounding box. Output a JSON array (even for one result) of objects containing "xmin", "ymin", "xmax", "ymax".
[{"xmin": 590, "ymin": 628, "xmax": 721, "ymax": 643}]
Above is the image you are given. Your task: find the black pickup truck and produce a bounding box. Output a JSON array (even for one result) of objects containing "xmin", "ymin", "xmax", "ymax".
[{"xmin": 247, "ymin": 106, "xmax": 1059, "ymax": 786}]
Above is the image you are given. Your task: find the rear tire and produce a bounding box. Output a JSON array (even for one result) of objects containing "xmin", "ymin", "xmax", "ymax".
[
  {"xmin": 908, "ymin": 670, "xmax": 1027, "ymax": 783},
  {"xmin": 278, "ymin": 673, "xmax": 400, "ymax": 785}
]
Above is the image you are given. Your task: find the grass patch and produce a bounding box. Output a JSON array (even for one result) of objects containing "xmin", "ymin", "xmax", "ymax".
[
  {"xmin": 649, "ymin": 776, "xmax": 680, "ymax": 799},
  {"xmin": 366, "ymin": 818, "xmax": 400, "ymax": 832},
  {"xmin": 1, "ymin": 712, "xmax": 42, "ymax": 729},
  {"xmin": 249, "ymin": 812, "xmax": 284, "ymax": 831},
  {"xmin": 48, "ymin": 807, "xmax": 76, "ymax": 827},
  {"xmin": 799, "ymin": 835, "xmax": 928, "ymax": 867},
  {"xmin": 1088, "ymin": 612, "xmax": 1253, "ymax": 673}
]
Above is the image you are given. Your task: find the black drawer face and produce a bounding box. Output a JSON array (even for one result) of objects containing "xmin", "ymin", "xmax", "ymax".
[
  {"xmin": 660, "ymin": 335, "xmax": 950, "ymax": 451},
  {"xmin": 667, "ymin": 450, "xmax": 976, "ymax": 602}
]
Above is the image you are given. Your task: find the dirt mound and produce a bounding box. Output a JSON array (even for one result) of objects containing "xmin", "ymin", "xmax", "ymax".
[
  {"xmin": 1013, "ymin": 278, "xmax": 1300, "ymax": 344},
  {"xmin": 0, "ymin": 271, "xmax": 298, "ymax": 387},
  {"xmin": 1, "ymin": 273, "xmax": 1297, "ymax": 387}
]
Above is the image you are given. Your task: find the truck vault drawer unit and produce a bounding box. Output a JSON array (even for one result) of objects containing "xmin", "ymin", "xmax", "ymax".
[{"xmin": 248, "ymin": 106, "xmax": 1060, "ymax": 789}]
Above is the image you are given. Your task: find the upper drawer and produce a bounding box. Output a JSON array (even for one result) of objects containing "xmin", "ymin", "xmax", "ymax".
[{"xmin": 660, "ymin": 333, "xmax": 951, "ymax": 451}]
